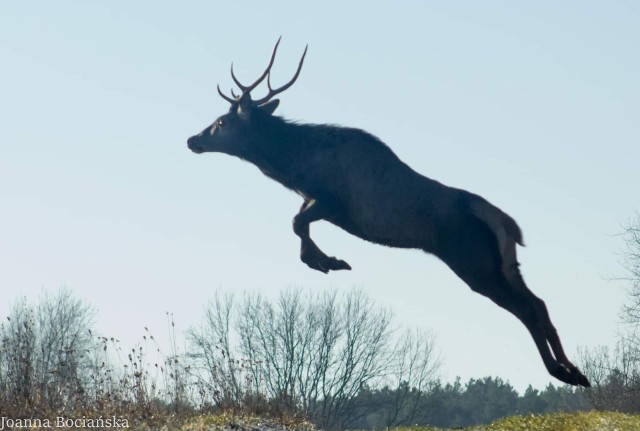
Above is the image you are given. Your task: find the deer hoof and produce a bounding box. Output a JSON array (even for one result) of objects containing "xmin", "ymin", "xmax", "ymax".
[
  {"xmin": 563, "ymin": 363, "xmax": 591, "ymax": 387},
  {"xmin": 551, "ymin": 363, "xmax": 591, "ymax": 388},
  {"xmin": 301, "ymin": 248, "xmax": 351, "ymax": 273},
  {"xmin": 568, "ymin": 366, "xmax": 591, "ymax": 388},
  {"xmin": 326, "ymin": 256, "xmax": 352, "ymax": 271}
]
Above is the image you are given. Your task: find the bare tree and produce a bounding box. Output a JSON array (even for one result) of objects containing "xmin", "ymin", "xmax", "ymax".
[
  {"xmin": 0, "ymin": 298, "xmax": 37, "ymax": 410},
  {"xmin": 318, "ymin": 290, "xmax": 392, "ymax": 428},
  {"xmin": 580, "ymin": 213, "xmax": 640, "ymax": 412},
  {"xmin": 620, "ymin": 213, "xmax": 640, "ymax": 332},
  {"xmin": 36, "ymin": 287, "xmax": 97, "ymax": 407},
  {"xmin": 579, "ymin": 343, "xmax": 640, "ymax": 412},
  {"xmin": 381, "ymin": 328, "xmax": 441, "ymax": 427},
  {"xmin": 0, "ymin": 288, "xmax": 97, "ymax": 415},
  {"xmin": 187, "ymin": 288, "xmax": 439, "ymax": 429},
  {"xmin": 186, "ymin": 292, "xmax": 247, "ymax": 409},
  {"xmin": 237, "ymin": 289, "xmax": 314, "ymax": 413}
]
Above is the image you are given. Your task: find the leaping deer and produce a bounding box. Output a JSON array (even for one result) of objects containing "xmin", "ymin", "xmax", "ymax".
[{"xmin": 187, "ymin": 39, "xmax": 590, "ymax": 387}]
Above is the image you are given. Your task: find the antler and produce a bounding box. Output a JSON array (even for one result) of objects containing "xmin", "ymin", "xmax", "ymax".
[
  {"xmin": 252, "ymin": 44, "xmax": 307, "ymax": 106},
  {"xmin": 217, "ymin": 85, "xmax": 235, "ymax": 103},
  {"xmin": 231, "ymin": 37, "xmax": 281, "ymax": 94},
  {"xmin": 217, "ymin": 37, "xmax": 307, "ymax": 106}
]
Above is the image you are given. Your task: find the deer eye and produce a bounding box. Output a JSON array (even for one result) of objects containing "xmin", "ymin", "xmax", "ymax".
[{"xmin": 217, "ymin": 119, "xmax": 224, "ymax": 128}]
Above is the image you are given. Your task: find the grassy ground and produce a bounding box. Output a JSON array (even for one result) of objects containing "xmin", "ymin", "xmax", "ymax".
[
  {"xmin": 466, "ymin": 411, "xmax": 639, "ymax": 431},
  {"xmin": 127, "ymin": 411, "xmax": 640, "ymax": 431},
  {"xmin": 389, "ymin": 412, "xmax": 640, "ymax": 431},
  {"xmin": 123, "ymin": 411, "xmax": 640, "ymax": 431}
]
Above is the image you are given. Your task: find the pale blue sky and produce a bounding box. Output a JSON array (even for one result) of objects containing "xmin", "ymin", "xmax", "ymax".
[{"xmin": 1, "ymin": 1, "xmax": 638, "ymax": 392}]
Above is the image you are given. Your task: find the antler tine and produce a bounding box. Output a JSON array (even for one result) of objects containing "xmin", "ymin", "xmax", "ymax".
[
  {"xmin": 217, "ymin": 84, "xmax": 236, "ymax": 104},
  {"xmin": 230, "ymin": 62, "xmax": 247, "ymax": 92},
  {"xmin": 231, "ymin": 37, "xmax": 282, "ymax": 95},
  {"xmin": 253, "ymin": 44, "xmax": 308, "ymax": 106}
]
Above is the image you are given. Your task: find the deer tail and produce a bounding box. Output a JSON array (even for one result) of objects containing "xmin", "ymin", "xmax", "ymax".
[{"xmin": 467, "ymin": 193, "xmax": 524, "ymax": 280}]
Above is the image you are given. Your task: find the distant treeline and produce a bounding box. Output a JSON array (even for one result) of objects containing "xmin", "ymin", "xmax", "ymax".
[{"xmin": 344, "ymin": 376, "xmax": 587, "ymax": 429}]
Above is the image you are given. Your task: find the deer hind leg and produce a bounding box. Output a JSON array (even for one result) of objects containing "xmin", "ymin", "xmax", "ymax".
[
  {"xmin": 439, "ymin": 217, "xmax": 590, "ymax": 387},
  {"xmin": 292, "ymin": 199, "xmax": 351, "ymax": 274},
  {"xmin": 482, "ymin": 283, "xmax": 590, "ymax": 387},
  {"xmin": 501, "ymin": 270, "xmax": 591, "ymax": 387}
]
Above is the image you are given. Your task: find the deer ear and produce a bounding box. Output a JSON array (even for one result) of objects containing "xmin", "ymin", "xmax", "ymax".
[{"xmin": 259, "ymin": 99, "xmax": 280, "ymax": 115}]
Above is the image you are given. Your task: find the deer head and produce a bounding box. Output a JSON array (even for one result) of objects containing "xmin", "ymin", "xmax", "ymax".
[{"xmin": 187, "ymin": 38, "xmax": 307, "ymax": 157}]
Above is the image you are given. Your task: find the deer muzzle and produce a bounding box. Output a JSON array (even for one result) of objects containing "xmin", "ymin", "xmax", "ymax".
[{"xmin": 187, "ymin": 135, "xmax": 205, "ymax": 154}]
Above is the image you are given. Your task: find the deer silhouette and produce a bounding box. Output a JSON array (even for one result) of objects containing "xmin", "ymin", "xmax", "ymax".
[{"xmin": 187, "ymin": 39, "xmax": 590, "ymax": 387}]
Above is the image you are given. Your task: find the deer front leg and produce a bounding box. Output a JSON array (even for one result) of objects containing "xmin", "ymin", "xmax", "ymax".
[{"xmin": 292, "ymin": 199, "xmax": 352, "ymax": 273}]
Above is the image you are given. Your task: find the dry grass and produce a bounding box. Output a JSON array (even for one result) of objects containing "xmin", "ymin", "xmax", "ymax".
[{"xmin": 388, "ymin": 411, "xmax": 640, "ymax": 431}]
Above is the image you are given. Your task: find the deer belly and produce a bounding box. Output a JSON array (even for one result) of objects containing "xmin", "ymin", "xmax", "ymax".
[{"xmin": 340, "ymin": 201, "xmax": 438, "ymax": 250}]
